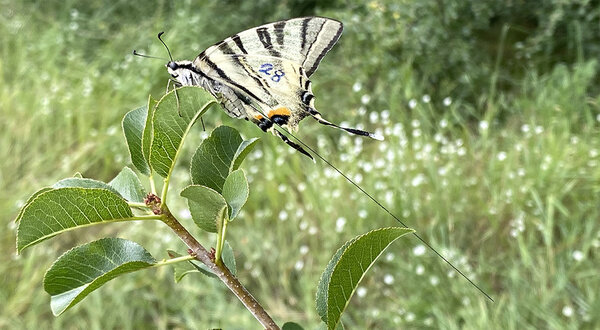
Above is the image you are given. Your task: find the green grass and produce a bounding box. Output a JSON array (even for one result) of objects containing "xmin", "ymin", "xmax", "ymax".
[{"xmin": 2, "ymin": 1, "xmax": 600, "ymax": 328}]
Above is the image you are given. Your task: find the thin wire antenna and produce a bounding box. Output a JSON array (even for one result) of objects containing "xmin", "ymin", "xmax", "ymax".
[
  {"xmin": 245, "ymin": 102, "xmax": 494, "ymax": 302},
  {"xmin": 157, "ymin": 31, "xmax": 174, "ymax": 61},
  {"xmin": 282, "ymin": 127, "xmax": 494, "ymax": 302},
  {"xmin": 132, "ymin": 50, "xmax": 168, "ymax": 60},
  {"xmin": 200, "ymin": 117, "xmax": 207, "ymax": 131}
]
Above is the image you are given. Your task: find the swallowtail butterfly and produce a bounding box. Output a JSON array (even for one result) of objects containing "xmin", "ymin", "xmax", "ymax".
[{"xmin": 163, "ymin": 17, "xmax": 382, "ymax": 159}]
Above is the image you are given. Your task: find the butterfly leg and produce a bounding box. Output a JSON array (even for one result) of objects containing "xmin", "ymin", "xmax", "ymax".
[
  {"xmin": 166, "ymin": 79, "xmax": 182, "ymax": 117},
  {"xmin": 307, "ymin": 108, "xmax": 384, "ymax": 140}
]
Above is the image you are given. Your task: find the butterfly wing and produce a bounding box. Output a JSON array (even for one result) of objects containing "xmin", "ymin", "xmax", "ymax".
[
  {"xmin": 198, "ymin": 52, "xmax": 382, "ymax": 140},
  {"xmin": 193, "ymin": 16, "xmax": 342, "ymax": 125},
  {"xmin": 189, "ymin": 16, "xmax": 378, "ymax": 155},
  {"xmin": 196, "ymin": 53, "xmax": 314, "ymax": 127},
  {"xmin": 199, "ymin": 16, "xmax": 343, "ymax": 77}
]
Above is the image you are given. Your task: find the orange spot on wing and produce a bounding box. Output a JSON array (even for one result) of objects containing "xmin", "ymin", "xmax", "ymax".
[
  {"xmin": 255, "ymin": 115, "xmax": 264, "ymax": 120},
  {"xmin": 268, "ymin": 107, "xmax": 291, "ymax": 118}
]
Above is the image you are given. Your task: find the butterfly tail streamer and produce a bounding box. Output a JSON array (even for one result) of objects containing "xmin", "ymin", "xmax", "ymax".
[
  {"xmin": 309, "ymin": 111, "xmax": 384, "ymax": 141},
  {"xmin": 265, "ymin": 115, "xmax": 494, "ymax": 302},
  {"xmin": 273, "ymin": 129, "xmax": 315, "ymax": 162}
]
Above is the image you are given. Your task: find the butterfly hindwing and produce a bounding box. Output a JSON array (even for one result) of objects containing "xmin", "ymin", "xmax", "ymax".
[
  {"xmin": 197, "ymin": 53, "xmax": 315, "ymax": 127},
  {"xmin": 200, "ymin": 17, "xmax": 343, "ymax": 77}
]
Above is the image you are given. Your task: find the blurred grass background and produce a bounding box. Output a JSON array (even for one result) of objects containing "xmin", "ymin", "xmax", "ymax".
[{"xmin": 2, "ymin": 0, "xmax": 600, "ymax": 328}]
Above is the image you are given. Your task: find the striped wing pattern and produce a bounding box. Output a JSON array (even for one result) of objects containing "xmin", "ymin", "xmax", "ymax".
[
  {"xmin": 164, "ymin": 17, "xmax": 379, "ymax": 159},
  {"xmin": 194, "ymin": 17, "xmax": 341, "ymax": 125},
  {"xmin": 199, "ymin": 17, "xmax": 343, "ymax": 77},
  {"xmin": 198, "ymin": 54, "xmax": 315, "ymax": 126}
]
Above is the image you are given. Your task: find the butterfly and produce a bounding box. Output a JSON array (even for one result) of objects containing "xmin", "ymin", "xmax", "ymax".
[
  {"xmin": 162, "ymin": 16, "xmax": 382, "ymax": 160},
  {"xmin": 139, "ymin": 18, "xmax": 490, "ymax": 302}
]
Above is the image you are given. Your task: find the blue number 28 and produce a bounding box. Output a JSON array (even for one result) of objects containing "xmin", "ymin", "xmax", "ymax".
[{"xmin": 258, "ymin": 63, "xmax": 285, "ymax": 83}]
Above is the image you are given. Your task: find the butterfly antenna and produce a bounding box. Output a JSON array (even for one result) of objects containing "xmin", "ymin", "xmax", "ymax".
[
  {"xmin": 132, "ymin": 50, "xmax": 168, "ymax": 60},
  {"xmin": 245, "ymin": 101, "xmax": 493, "ymax": 302},
  {"xmin": 157, "ymin": 31, "xmax": 174, "ymax": 62}
]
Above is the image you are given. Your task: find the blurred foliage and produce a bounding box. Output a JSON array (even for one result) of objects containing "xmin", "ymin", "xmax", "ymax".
[
  {"xmin": 330, "ymin": 0, "xmax": 600, "ymax": 118},
  {"xmin": 1, "ymin": 0, "xmax": 600, "ymax": 329}
]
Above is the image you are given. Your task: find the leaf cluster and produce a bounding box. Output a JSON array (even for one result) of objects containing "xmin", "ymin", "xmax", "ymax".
[
  {"xmin": 15, "ymin": 86, "xmax": 413, "ymax": 329},
  {"xmin": 15, "ymin": 87, "xmax": 257, "ymax": 315}
]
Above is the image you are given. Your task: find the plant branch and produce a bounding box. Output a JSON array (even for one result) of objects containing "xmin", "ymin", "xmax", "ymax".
[{"xmin": 160, "ymin": 205, "xmax": 279, "ymax": 330}]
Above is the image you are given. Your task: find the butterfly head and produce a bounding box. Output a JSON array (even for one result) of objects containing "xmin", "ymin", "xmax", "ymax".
[
  {"xmin": 166, "ymin": 60, "xmax": 196, "ymax": 86},
  {"xmin": 166, "ymin": 61, "xmax": 178, "ymax": 77}
]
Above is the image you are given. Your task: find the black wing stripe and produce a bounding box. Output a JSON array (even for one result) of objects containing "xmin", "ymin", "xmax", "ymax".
[
  {"xmin": 234, "ymin": 90, "xmax": 252, "ymax": 105},
  {"xmin": 256, "ymin": 27, "xmax": 271, "ymax": 48},
  {"xmin": 302, "ymin": 19, "xmax": 326, "ymax": 69},
  {"xmin": 214, "ymin": 44, "xmax": 269, "ymax": 95},
  {"xmin": 298, "ymin": 66, "xmax": 306, "ymax": 88},
  {"xmin": 273, "ymin": 21, "xmax": 286, "ymax": 46},
  {"xmin": 306, "ymin": 21, "xmax": 343, "ymax": 76},
  {"xmin": 199, "ymin": 17, "xmax": 342, "ymax": 75},
  {"xmin": 217, "ymin": 42, "xmax": 235, "ymax": 56},
  {"xmin": 256, "ymin": 27, "xmax": 280, "ymax": 57},
  {"xmin": 233, "ymin": 55, "xmax": 276, "ymax": 99},
  {"xmin": 301, "ymin": 91, "xmax": 314, "ymax": 105},
  {"xmin": 231, "ymin": 34, "xmax": 248, "ymax": 54},
  {"xmin": 202, "ymin": 56, "xmax": 264, "ymax": 103},
  {"xmin": 301, "ymin": 17, "xmax": 311, "ymax": 50}
]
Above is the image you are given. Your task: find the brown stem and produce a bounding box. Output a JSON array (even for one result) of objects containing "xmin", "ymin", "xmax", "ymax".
[{"xmin": 161, "ymin": 206, "xmax": 279, "ymax": 330}]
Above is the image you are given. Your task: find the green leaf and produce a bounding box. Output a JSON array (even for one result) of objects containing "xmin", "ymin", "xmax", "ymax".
[
  {"xmin": 282, "ymin": 322, "xmax": 305, "ymax": 330},
  {"xmin": 14, "ymin": 187, "xmax": 52, "ymax": 222},
  {"xmin": 123, "ymin": 105, "xmax": 151, "ymax": 175},
  {"xmin": 316, "ymin": 239, "xmax": 356, "ymax": 323},
  {"xmin": 17, "ymin": 188, "xmax": 134, "ymax": 252},
  {"xmin": 221, "ymin": 169, "xmax": 249, "ymax": 220},
  {"xmin": 108, "ymin": 167, "xmax": 146, "ymax": 202},
  {"xmin": 221, "ymin": 240, "xmax": 236, "ymax": 276},
  {"xmin": 150, "ymin": 86, "xmax": 215, "ymax": 178},
  {"xmin": 190, "ymin": 126, "xmax": 257, "ymax": 193},
  {"xmin": 188, "ymin": 258, "xmax": 217, "ymax": 278},
  {"xmin": 167, "ymin": 242, "xmax": 235, "ymax": 280},
  {"xmin": 167, "ymin": 250, "xmax": 202, "ymax": 282},
  {"xmin": 180, "ymin": 185, "xmax": 227, "ymax": 233},
  {"xmin": 142, "ymin": 95, "xmax": 158, "ymax": 171},
  {"xmin": 316, "ymin": 227, "xmax": 414, "ymax": 329},
  {"xmin": 231, "ymin": 138, "xmax": 259, "ymax": 172},
  {"xmin": 44, "ymin": 238, "xmax": 156, "ymax": 315},
  {"xmin": 167, "ymin": 250, "xmax": 215, "ymax": 279},
  {"xmin": 53, "ymin": 177, "xmax": 121, "ymax": 196}
]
